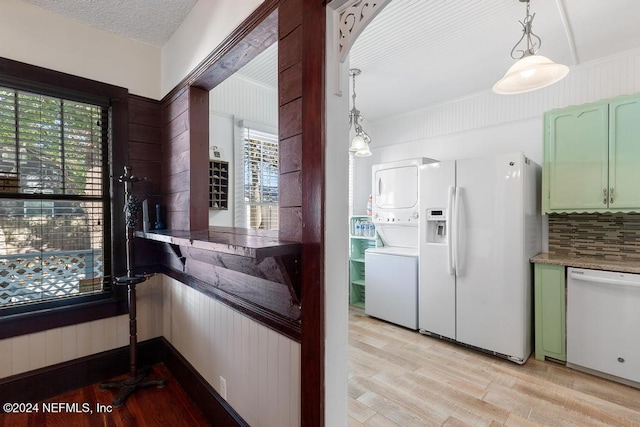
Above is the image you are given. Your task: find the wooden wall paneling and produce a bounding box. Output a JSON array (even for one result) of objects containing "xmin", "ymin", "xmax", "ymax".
[
  {"xmin": 162, "ymin": 88, "xmax": 191, "ymax": 231},
  {"xmin": 129, "ymin": 95, "xmax": 161, "ymax": 127},
  {"xmin": 279, "ymin": 27, "xmax": 302, "ymax": 72},
  {"xmin": 187, "ymin": 87, "xmax": 210, "ymax": 231},
  {"xmin": 277, "ymin": 0, "xmax": 304, "ymax": 246},
  {"xmin": 280, "ymin": 170, "xmax": 303, "ymax": 207},
  {"xmin": 128, "ymin": 95, "xmax": 164, "ymax": 271},
  {"xmin": 280, "ymin": 134, "xmax": 302, "ymax": 174},
  {"xmin": 280, "ymin": 62, "xmax": 303, "ymax": 106},
  {"xmin": 279, "ymin": 208, "xmax": 303, "ymax": 242},
  {"xmin": 300, "ymin": 0, "xmax": 326, "ymax": 425},
  {"xmin": 279, "ymin": 98, "xmax": 303, "ymax": 140},
  {"xmin": 279, "ymin": 0, "xmax": 303, "ymax": 40}
]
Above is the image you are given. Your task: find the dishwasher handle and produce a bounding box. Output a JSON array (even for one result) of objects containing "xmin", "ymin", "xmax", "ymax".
[{"xmin": 570, "ymin": 271, "xmax": 640, "ymax": 289}]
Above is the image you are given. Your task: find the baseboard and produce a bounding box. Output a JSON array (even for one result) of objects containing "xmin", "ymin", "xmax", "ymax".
[
  {"xmin": 0, "ymin": 337, "xmax": 247, "ymax": 426},
  {"xmin": 0, "ymin": 337, "xmax": 165, "ymax": 404},
  {"xmin": 160, "ymin": 337, "xmax": 249, "ymax": 427}
]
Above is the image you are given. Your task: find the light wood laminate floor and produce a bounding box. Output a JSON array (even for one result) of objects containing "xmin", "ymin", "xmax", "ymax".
[{"xmin": 348, "ymin": 308, "xmax": 640, "ymax": 427}]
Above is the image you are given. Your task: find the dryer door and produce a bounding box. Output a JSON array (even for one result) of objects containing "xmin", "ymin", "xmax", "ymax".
[{"xmin": 374, "ymin": 165, "xmax": 419, "ymax": 209}]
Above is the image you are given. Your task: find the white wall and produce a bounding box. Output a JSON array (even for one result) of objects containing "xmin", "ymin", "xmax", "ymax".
[
  {"xmin": 0, "ymin": 275, "xmax": 163, "ymax": 378},
  {"xmin": 0, "ymin": 0, "xmax": 161, "ymax": 99},
  {"xmin": 324, "ymin": 5, "xmax": 351, "ymax": 426},
  {"xmin": 161, "ymin": 0, "xmax": 264, "ymax": 97},
  {"xmin": 162, "ymin": 276, "xmax": 301, "ymax": 427}
]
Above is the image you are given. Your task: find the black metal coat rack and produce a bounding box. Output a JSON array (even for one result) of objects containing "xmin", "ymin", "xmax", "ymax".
[{"xmin": 100, "ymin": 165, "xmax": 166, "ymax": 407}]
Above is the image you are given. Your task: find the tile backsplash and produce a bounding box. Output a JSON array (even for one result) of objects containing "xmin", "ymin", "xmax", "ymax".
[{"xmin": 548, "ymin": 214, "xmax": 640, "ymax": 260}]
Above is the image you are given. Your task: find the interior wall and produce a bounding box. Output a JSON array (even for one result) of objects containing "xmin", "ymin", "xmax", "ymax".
[
  {"xmin": 0, "ymin": 0, "xmax": 161, "ymax": 99},
  {"xmin": 162, "ymin": 275, "xmax": 301, "ymax": 427},
  {"xmin": 324, "ymin": 5, "xmax": 350, "ymax": 424},
  {"xmin": 0, "ymin": 276, "xmax": 163, "ymax": 379}
]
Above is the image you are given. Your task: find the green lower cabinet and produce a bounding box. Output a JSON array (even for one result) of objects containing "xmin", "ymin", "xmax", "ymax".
[{"xmin": 534, "ymin": 264, "xmax": 566, "ymax": 362}]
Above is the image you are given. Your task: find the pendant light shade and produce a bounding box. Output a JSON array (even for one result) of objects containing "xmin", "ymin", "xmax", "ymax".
[
  {"xmin": 493, "ymin": 0, "xmax": 569, "ymax": 95},
  {"xmin": 493, "ymin": 54, "xmax": 569, "ymax": 94},
  {"xmin": 349, "ymin": 134, "xmax": 367, "ymax": 152},
  {"xmin": 354, "ymin": 143, "xmax": 372, "ymax": 157}
]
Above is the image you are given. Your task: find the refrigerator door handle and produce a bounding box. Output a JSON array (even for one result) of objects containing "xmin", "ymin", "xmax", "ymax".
[
  {"xmin": 453, "ymin": 186, "xmax": 462, "ymax": 275},
  {"xmin": 447, "ymin": 186, "xmax": 455, "ymax": 275}
]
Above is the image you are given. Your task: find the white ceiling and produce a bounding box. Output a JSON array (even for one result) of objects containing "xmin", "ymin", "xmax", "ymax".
[
  {"xmin": 22, "ymin": 0, "xmax": 198, "ymax": 47},
  {"xmin": 351, "ymin": 0, "xmax": 640, "ymax": 121},
  {"xmin": 20, "ymin": 0, "xmax": 640, "ymax": 122}
]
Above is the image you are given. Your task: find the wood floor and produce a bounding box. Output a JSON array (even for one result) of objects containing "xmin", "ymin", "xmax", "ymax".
[
  {"xmin": 0, "ymin": 363, "xmax": 209, "ymax": 427},
  {"xmin": 348, "ymin": 308, "xmax": 640, "ymax": 427}
]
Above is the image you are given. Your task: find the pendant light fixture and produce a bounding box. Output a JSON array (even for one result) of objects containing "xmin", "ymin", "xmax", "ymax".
[
  {"xmin": 348, "ymin": 68, "xmax": 372, "ymax": 157},
  {"xmin": 493, "ymin": 0, "xmax": 569, "ymax": 95}
]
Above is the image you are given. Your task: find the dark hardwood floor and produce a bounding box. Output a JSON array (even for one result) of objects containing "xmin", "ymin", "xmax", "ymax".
[{"xmin": 0, "ymin": 363, "xmax": 210, "ymax": 427}]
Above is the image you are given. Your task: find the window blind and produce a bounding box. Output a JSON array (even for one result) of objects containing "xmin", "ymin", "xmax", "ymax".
[
  {"xmin": 0, "ymin": 87, "xmax": 109, "ymax": 308},
  {"xmin": 242, "ymin": 127, "xmax": 278, "ymax": 230}
]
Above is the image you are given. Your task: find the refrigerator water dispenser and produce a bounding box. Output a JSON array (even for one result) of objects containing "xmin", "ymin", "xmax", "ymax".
[{"xmin": 426, "ymin": 209, "xmax": 447, "ymax": 244}]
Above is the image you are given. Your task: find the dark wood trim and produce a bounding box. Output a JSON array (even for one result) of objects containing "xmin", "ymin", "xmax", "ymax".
[
  {"xmin": 135, "ymin": 228, "xmax": 302, "ymax": 260},
  {"xmin": 160, "ymin": 266, "xmax": 301, "ymax": 342},
  {"xmin": 0, "ymin": 296, "xmax": 128, "ymax": 340},
  {"xmin": 0, "ymin": 337, "xmax": 247, "ymax": 426},
  {"xmin": 300, "ymin": 0, "xmax": 327, "ymax": 425},
  {"xmin": 162, "ymin": 338, "xmax": 249, "ymax": 427},
  {"xmin": 0, "ymin": 338, "xmax": 165, "ymax": 404},
  {"xmin": 187, "ymin": 86, "xmax": 210, "ymax": 230}
]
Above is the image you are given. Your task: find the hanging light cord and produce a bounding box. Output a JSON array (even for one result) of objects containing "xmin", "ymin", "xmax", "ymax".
[
  {"xmin": 349, "ymin": 69, "xmax": 363, "ymax": 134},
  {"xmin": 510, "ymin": 0, "xmax": 542, "ymax": 59}
]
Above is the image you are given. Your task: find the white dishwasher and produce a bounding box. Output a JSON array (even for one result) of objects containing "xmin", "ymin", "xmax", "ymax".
[
  {"xmin": 365, "ymin": 247, "xmax": 418, "ymax": 330},
  {"xmin": 567, "ymin": 267, "xmax": 640, "ymax": 386}
]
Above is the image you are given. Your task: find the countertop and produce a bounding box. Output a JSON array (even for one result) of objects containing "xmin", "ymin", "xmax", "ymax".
[
  {"xmin": 531, "ymin": 253, "xmax": 640, "ymax": 274},
  {"xmin": 135, "ymin": 227, "xmax": 301, "ymax": 260}
]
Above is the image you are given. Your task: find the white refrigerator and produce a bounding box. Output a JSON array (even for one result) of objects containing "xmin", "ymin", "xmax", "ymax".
[{"xmin": 418, "ymin": 153, "xmax": 541, "ymax": 363}]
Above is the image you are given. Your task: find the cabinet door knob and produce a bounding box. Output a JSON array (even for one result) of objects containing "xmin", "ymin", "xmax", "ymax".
[
  {"xmin": 603, "ymin": 188, "xmax": 608, "ymax": 205},
  {"xmin": 610, "ymin": 187, "xmax": 614, "ymax": 204}
]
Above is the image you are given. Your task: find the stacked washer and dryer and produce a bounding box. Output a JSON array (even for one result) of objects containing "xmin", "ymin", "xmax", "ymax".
[{"xmin": 365, "ymin": 158, "xmax": 435, "ymax": 330}]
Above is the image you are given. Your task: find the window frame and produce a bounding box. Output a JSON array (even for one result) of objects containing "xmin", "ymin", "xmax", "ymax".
[{"xmin": 0, "ymin": 57, "xmax": 129, "ymax": 339}]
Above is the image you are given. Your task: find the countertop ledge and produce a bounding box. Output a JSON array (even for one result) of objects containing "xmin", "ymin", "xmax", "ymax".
[
  {"xmin": 531, "ymin": 253, "xmax": 640, "ymax": 274},
  {"xmin": 135, "ymin": 227, "xmax": 302, "ymax": 260}
]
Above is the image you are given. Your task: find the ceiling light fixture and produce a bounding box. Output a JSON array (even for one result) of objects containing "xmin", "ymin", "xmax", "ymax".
[
  {"xmin": 493, "ymin": 0, "xmax": 569, "ymax": 95},
  {"xmin": 348, "ymin": 68, "xmax": 372, "ymax": 157}
]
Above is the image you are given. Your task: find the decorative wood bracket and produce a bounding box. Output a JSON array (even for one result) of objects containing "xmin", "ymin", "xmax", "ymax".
[
  {"xmin": 329, "ymin": 0, "xmax": 391, "ymax": 95},
  {"xmin": 168, "ymin": 243, "xmax": 186, "ymax": 271}
]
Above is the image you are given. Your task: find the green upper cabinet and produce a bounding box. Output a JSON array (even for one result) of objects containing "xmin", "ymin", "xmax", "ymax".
[
  {"xmin": 609, "ymin": 95, "xmax": 640, "ymax": 209},
  {"xmin": 543, "ymin": 93, "xmax": 640, "ymax": 213}
]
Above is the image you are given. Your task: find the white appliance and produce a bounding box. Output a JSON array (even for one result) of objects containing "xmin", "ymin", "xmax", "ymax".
[
  {"xmin": 418, "ymin": 152, "xmax": 541, "ymax": 363},
  {"xmin": 365, "ymin": 247, "xmax": 418, "ymax": 329},
  {"xmin": 365, "ymin": 158, "xmax": 436, "ymax": 330},
  {"xmin": 567, "ymin": 268, "xmax": 640, "ymax": 386}
]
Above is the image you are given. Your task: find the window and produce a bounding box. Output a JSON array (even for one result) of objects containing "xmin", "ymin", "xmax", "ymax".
[
  {"xmin": 0, "ymin": 86, "xmax": 110, "ymax": 308},
  {"xmin": 236, "ymin": 125, "xmax": 278, "ymax": 230}
]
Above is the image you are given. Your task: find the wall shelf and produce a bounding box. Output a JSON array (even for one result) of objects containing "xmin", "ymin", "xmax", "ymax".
[{"xmin": 209, "ymin": 160, "xmax": 229, "ymax": 210}]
